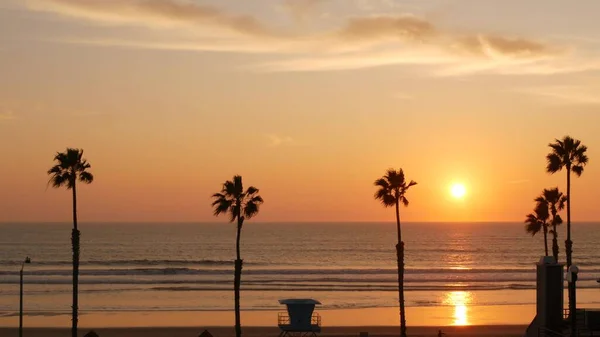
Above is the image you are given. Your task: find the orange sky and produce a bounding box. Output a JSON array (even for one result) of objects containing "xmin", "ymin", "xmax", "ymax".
[{"xmin": 1, "ymin": 0, "xmax": 600, "ymax": 222}]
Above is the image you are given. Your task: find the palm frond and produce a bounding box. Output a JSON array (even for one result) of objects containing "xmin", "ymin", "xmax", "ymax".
[
  {"xmin": 48, "ymin": 173, "xmax": 70, "ymax": 188},
  {"xmin": 47, "ymin": 165, "xmax": 62, "ymax": 175},
  {"xmin": 246, "ymin": 186, "xmax": 259, "ymax": 196},
  {"xmin": 534, "ymin": 202, "xmax": 550, "ymax": 222},
  {"xmin": 248, "ymin": 195, "xmax": 264, "ymax": 204},
  {"xmin": 374, "ymin": 178, "xmax": 389, "ymax": 189},
  {"xmin": 554, "ymin": 214, "xmax": 563, "ymax": 226},
  {"xmin": 375, "ymin": 189, "xmax": 396, "ymax": 207},
  {"xmin": 549, "ymin": 142, "xmax": 566, "ymax": 156},
  {"xmin": 374, "ymin": 187, "xmax": 390, "ymax": 200},
  {"xmin": 572, "ymin": 165, "xmax": 584, "ymax": 176},
  {"xmin": 546, "ymin": 153, "xmax": 563, "ymax": 173},
  {"xmin": 401, "ymin": 196, "xmax": 409, "ymax": 207},
  {"xmin": 223, "ymin": 180, "xmax": 237, "ymax": 197},
  {"xmin": 575, "ymin": 146, "xmax": 588, "ymax": 163},
  {"xmin": 243, "ymin": 200, "xmax": 261, "ymax": 219},
  {"xmin": 79, "ymin": 171, "xmax": 94, "ymax": 184},
  {"xmin": 212, "ymin": 198, "xmax": 233, "ymax": 217},
  {"xmin": 524, "ymin": 214, "xmax": 541, "ymax": 236},
  {"xmin": 558, "ymin": 195, "xmax": 566, "ymax": 211},
  {"xmin": 212, "ymin": 192, "xmax": 225, "ymax": 199}
]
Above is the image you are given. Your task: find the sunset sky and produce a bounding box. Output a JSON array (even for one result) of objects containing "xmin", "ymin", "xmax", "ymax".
[{"xmin": 1, "ymin": 0, "xmax": 600, "ymax": 222}]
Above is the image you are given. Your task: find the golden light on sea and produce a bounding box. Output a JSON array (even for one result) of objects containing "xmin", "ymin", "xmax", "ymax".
[{"xmin": 443, "ymin": 291, "xmax": 473, "ymax": 326}]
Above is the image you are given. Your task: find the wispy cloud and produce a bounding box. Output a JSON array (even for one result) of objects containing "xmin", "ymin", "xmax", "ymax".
[
  {"xmin": 0, "ymin": 109, "xmax": 16, "ymax": 121},
  {"xmin": 266, "ymin": 134, "xmax": 294, "ymax": 147},
  {"xmin": 518, "ymin": 85, "xmax": 600, "ymax": 105},
  {"xmin": 28, "ymin": 0, "xmax": 278, "ymax": 37},
  {"xmin": 393, "ymin": 92, "xmax": 414, "ymax": 100},
  {"xmin": 283, "ymin": 0, "xmax": 325, "ymax": 23},
  {"xmin": 26, "ymin": 0, "xmax": 593, "ymax": 76},
  {"xmin": 508, "ymin": 179, "xmax": 531, "ymax": 185}
]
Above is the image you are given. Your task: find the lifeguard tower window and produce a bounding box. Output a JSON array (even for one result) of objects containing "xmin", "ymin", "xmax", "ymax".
[{"xmin": 278, "ymin": 299, "xmax": 322, "ymax": 337}]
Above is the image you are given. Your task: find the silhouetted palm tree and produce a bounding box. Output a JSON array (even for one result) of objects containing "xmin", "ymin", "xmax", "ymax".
[
  {"xmin": 546, "ymin": 136, "xmax": 587, "ymax": 313},
  {"xmin": 47, "ymin": 148, "xmax": 94, "ymax": 337},
  {"xmin": 535, "ymin": 188, "xmax": 566, "ymax": 262},
  {"xmin": 212, "ymin": 175, "xmax": 263, "ymax": 337},
  {"xmin": 374, "ymin": 169, "xmax": 416, "ymax": 337},
  {"xmin": 525, "ymin": 201, "xmax": 550, "ymax": 256}
]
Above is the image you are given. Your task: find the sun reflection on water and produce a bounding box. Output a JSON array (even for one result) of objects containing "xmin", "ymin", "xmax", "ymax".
[{"xmin": 443, "ymin": 291, "xmax": 473, "ymax": 326}]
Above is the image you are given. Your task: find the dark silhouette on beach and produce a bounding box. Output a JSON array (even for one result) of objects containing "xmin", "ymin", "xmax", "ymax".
[
  {"xmin": 374, "ymin": 168, "xmax": 416, "ymax": 337},
  {"xmin": 212, "ymin": 175, "xmax": 264, "ymax": 337},
  {"xmin": 546, "ymin": 136, "xmax": 587, "ymax": 311},
  {"xmin": 47, "ymin": 148, "xmax": 94, "ymax": 337}
]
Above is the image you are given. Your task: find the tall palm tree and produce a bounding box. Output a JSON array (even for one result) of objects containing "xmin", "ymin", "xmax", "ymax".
[
  {"xmin": 374, "ymin": 168, "xmax": 416, "ymax": 337},
  {"xmin": 47, "ymin": 148, "xmax": 93, "ymax": 337},
  {"xmin": 524, "ymin": 201, "xmax": 550, "ymax": 256},
  {"xmin": 546, "ymin": 136, "xmax": 588, "ymax": 312},
  {"xmin": 212, "ymin": 175, "xmax": 263, "ymax": 337},
  {"xmin": 535, "ymin": 188, "xmax": 566, "ymax": 263}
]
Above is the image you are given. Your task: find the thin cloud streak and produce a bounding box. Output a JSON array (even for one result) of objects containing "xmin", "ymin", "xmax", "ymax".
[
  {"xmin": 508, "ymin": 179, "xmax": 531, "ymax": 185},
  {"xmin": 284, "ymin": 0, "xmax": 326, "ymax": 23},
  {"xmin": 266, "ymin": 134, "xmax": 294, "ymax": 147},
  {"xmin": 518, "ymin": 85, "xmax": 600, "ymax": 105},
  {"xmin": 0, "ymin": 110, "xmax": 16, "ymax": 121},
  {"xmin": 28, "ymin": 0, "xmax": 278, "ymax": 37}
]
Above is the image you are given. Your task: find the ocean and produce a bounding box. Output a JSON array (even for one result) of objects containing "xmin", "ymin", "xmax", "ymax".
[{"xmin": 1, "ymin": 222, "xmax": 600, "ymax": 317}]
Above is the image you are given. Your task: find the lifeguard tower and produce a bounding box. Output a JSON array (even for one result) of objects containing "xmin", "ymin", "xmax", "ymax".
[{"xmin": 278, "ymin": 299, "xmax": 322, "ymax": 337}]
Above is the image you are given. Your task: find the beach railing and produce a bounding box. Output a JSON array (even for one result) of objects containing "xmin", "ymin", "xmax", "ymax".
[
  {"xmin": 277, "ymin": 312, "xmax": 322, "ymax": 328},
  {"xmin": 538, "ymin": 327, "xmax": 567, "ymax": 337}
]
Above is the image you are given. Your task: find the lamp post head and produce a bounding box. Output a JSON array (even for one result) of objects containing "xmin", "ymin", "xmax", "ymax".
[{"xmin": 569, "ymin": 265, "xmax": 579, "ymax": 274}]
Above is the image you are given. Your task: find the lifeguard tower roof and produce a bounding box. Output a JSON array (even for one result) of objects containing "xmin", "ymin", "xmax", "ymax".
[{"xmin": 279, "ymin": 299, "xmax": 321, "ymax": 305}]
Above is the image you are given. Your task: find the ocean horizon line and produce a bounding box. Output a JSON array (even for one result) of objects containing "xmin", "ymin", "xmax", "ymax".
[{"xmin": 3, "ymin": 220, "xmax": 600, "ymax": 225}]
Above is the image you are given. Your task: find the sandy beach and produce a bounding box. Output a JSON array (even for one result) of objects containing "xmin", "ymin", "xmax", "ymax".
[
  {"xmin": 0, "ymin": 305, "xmax": 542, "ymax": 328},
  {"xmin": 0, "ymin": 306, "xmax": 534, "ymax": 336},
  {"xmin": 0, "ymin": 325, "xmax": 528, "ymax": 337}
]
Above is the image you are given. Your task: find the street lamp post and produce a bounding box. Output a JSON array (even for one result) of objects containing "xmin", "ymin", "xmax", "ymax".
[
  {"xmin": 19, "ymin": 256, "xmax": 31, "ymax": 337},
  {"xmin": 568, "ymin": 265, "xmax": 579, "ymax": 337}
]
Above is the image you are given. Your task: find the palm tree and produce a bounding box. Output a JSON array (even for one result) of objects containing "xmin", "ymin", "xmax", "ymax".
[
  {"xmin": 212, "ymin": 175, "xmax": 263, "ymax": 337},
  {"xmin": 374, "ymin": 168, "xmax": 416, "ymax": 337},
  {"xmin": 535, "ymin": 188, "xmax": 566, "ymax": 263},
  {"xmin": 524, "ymin": 201, "xmax": 550, "ymax": 256},
  {"xmin": 47, "ymin": 148, "xmax": 94, "ymax": 337},
  {"xmin": 546, "ymin": 136, "xmax": 588, "ymax": 313}
]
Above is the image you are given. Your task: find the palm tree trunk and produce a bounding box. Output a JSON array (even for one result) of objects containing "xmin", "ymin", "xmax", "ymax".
[
  {"xmin": 566, "ymin": 169, "xmax": 572, "ymax": 268},
  {"xmin": 71, "ymin": 182, "xmax": 79, "ymax": 337},
  {"xmin": 395, "ymin": 201, "xmax": 407, "ymax": 337},
  {"xmin": 543, "ymin": 228, "xmax": 548, "ymax": 256},
  {"xmin": 566, "ymin": 169, "xmax": 573, "ymax": 317},
  {"xmin": 552, "ymin": 226, "xmax": 559, "ymax": 263},
  {"xmin": 234, "ymin": 218, "xmax": 243, "ymax": 337}
]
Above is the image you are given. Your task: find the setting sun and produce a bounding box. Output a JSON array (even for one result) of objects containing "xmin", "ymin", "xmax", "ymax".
[{"xmin": 451, "ymin": 183, "xmax": 467, "ymax": 199}]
